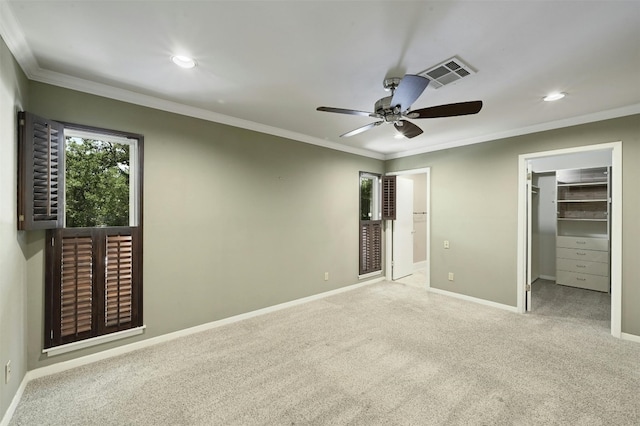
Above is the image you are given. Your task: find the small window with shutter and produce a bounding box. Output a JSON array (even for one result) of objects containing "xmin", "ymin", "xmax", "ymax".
[
  {"xmin": 358, "ymin": 172, "xmax": 396, "ymax": 275},
  {"xmin": 18, "ymin": 111, "xmax": 143, "ymax": 350}
]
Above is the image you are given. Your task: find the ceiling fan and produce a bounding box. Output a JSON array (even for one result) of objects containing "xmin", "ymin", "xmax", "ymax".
[{"xmin": 317, "ymin": 74, "xmax": 482, "ymax": 139}]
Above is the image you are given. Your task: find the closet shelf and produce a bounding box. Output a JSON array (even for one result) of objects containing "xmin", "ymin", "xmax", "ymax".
[
  {"xmin": 557, "ymin": 182, "xmax": 607, "ymax": 187},
  {"xmin": 557, "ymin": 218, "xmax": 607, "ymax": 222},
  {"xmin": 557, "ymin": 199, "xmax": 608, "ymax": 203}
]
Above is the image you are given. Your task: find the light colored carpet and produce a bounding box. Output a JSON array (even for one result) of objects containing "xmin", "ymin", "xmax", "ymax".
[
  {"xmin": 530, "ymin": 278, "xmax": 611, "ymax": 328},
  {"xmin": 10, "ymin": 281, "xmax": 640, "ymax": 425},
  {"xmin": 394, "ymin": 268, "xmax": 427, "ymax": 288}
]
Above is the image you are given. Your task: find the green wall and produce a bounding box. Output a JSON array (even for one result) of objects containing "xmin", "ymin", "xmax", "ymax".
[
  {"xmin": 0, "ymin": 35, "xmax": 29, "ymax": 420},
  {"xmin": 386, "ymin": 115, "xmax": 640, "ymax": 335},
  {"xmin": 25, "ymin": 82, "xmax": 384, "ymax": 370}
]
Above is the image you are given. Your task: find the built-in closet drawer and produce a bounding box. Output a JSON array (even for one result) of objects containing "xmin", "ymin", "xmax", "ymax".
[
  {"xmin": 556, "ymin": 236, "xmax": 608, "ymax": 251},
  {"xmin": 556, "ymin": 247, "xmax": 609, "ymax": 263},
  {"xmin": 556, "ymin": 258, "xmax": 609, "ymax": 277},
  {"xmin": 556, "ymin": 271, "xmax": 609, "ymax": 292}
]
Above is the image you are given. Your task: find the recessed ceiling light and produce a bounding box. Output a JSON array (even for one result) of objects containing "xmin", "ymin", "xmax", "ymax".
[
  {"xmin": 543, "ymin": 92, "xmax": 566, "ymax": 102},
  {"xmin": 171, "ymin": 55, "xmax": 196, "ymax": 69}
]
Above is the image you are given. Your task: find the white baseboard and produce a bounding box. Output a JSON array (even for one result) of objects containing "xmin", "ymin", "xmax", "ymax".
[
  {"xmin": 428, "ymin": 287, "xmax": 519, "ymax": 313},
  {"xmin": 19, "ymin": 277, "xmax": 385, "ymax": 384},
  {"xmin": 0, "ymin": 375, "xmax": 29, "ymax": 426},
  {"xmin": 621, "ymin": 332, "xmax": 640, "ymax": 344},
  {"xmin": 538, "ymin": 275, "xmax": 555, "ymax": 281},
  {"xmin": 413, "ymin": 261, "xmax": 427, "ymax": 271}
]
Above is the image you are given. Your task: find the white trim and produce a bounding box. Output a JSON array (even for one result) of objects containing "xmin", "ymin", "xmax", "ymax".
[
  {"xmin": 23, "ymin": 278, "xmax": 383, "ymax": 382},
  {"xmin": 621, "ymin": 333, "xmax": 640, "ymax": 344},
  {"xmin": 428, "ymin": 287, "xmax": 519, "ymax": 313},
  {"xmin": 43, "ymin": 326, "xmax": 147, "ymax": 357},
  {"xmin": 385, "ymin": 104, "xmax": 640, "ymax": 160},
  {"xmin": 517, "ymin": 141, "xmax": 622, "ymax": 338},
  {"xmin": 0, "ymin": 1, "xmax": 40, "ymax": 78},
  {"xmin": 610, "ymin": 143, "xmax": 623, "ymax": 338},
  {"xmin": 384, "ymin": 168, "xmax": 431, "ymax": 289},
  {"xmin": 0, "ymin": 375, "xmax": 29, "ymax": 426}
]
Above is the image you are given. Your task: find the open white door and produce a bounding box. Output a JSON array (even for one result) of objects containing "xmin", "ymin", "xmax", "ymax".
[
  {"xmin": 392, "ymin": 176, "xmax": 414, "ymax": 280},
  {"xmin": 526, "ymin": 163, "xmax": 533, "ymax": 311}
]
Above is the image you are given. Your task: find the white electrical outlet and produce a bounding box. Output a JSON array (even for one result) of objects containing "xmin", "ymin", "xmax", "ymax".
[
  {"xmin": 448, "ymin": 272, "xmax": 454, "ymax": 281},
  {"xmin": 444, "ymin": 240, "xmax": 450, "ymax": 249},
  {"xmin": 5, "ymin": 360, "xmax": 10, "ymax": 384},
  {"xmin": 324, "ymin": 272, "xmax": 329, "ymax": 281}
]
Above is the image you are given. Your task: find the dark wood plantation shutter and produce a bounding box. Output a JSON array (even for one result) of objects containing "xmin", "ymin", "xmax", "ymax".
[
  {"xmin": 360, "ymin": 220, "xmax": 382, "ymax": 275},
  {"xmin": 381, "ymin": 175, "xmax": 396, "ymax": 220},
  {"xmin": 18, "ymin": 111, "xmax": 65, "ymax": 230},
  {"xmin": 60, "ymin": 233, "xmax": 94, "ymax": 337},
  {"xmin": 105, "ymin": 229, "xmax": 140, "ymax": 331},
  {"xmin": 46, "ymin": 227, "xmax": 142, "ymax": 348}
]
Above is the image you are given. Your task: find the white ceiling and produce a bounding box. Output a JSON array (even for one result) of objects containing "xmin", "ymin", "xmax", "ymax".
[{"xmin": 1, "ymin": 0, "xmax": 639, "ymax": 160}]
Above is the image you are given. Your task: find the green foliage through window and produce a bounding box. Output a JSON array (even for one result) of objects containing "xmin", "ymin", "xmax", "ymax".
[{"xmin": 65, "ymin": 137, "xmax": 130, "ymax": 227}]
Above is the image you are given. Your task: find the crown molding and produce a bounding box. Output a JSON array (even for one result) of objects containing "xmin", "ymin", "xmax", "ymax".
[
  {"xmin": 29, "ymin": 67, "xmax": 385, "ymax": 160},
  {"xmin": 384, "ymin": 103, "xmax": 640, "ymax": 160},
  {"xmin": 0, "ymin": 0, "xmax": 39, "ymax": 78}
]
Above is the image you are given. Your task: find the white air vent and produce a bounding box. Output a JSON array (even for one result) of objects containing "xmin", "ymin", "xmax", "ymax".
[{"xmin": 418, "ymin": 56, "xmax": 476, "ymax": 89}]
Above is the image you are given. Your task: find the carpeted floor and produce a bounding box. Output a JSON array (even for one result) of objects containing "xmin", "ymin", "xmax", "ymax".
[{"xmin": 9, "ymin": 281, "xmax": 640, "ymax": 425}]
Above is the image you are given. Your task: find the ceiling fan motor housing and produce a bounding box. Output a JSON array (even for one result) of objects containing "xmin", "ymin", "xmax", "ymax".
[{"xmin": 375, "ymin": 96, "xmax": 402, "ymax": 123}]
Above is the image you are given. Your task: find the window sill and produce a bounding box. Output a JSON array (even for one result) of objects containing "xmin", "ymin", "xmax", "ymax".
[{"xmin": 43, "ymin": 326, "xmax": 146, "ymax": 357}]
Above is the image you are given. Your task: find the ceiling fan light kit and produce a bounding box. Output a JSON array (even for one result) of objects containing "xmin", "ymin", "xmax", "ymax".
[{"xmin": 317, "ymin": 71, "xmax": 482, "ymax": 140}]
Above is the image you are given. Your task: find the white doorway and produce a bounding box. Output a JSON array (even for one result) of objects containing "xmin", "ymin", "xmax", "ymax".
[
  {"xmin": 517, "ymin": 142, "xmax": 622, "ymax": 338},
  {"xmin": 385, "ymin": 168, "xmax": 431, "ymax": 288},
  {"xmin": 392, "ymin": 176, "xmax": 414, "ymax": 280}
]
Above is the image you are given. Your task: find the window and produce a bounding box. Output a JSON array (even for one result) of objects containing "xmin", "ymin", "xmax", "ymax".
[
  {"xmin": 359, "ymin": 173, "xmax": 396, "ymax": 276},
  {"xmin": 18, "ymin": 111, "xmax": 143, "ymax": 349},
  {"xmin": 360, "ymin": 173, "xmax": 381, "ymax": 275}
]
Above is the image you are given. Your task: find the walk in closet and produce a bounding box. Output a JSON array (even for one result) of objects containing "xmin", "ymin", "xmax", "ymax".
[{"xmin": 529, "ymin": 152, "xmax": 612, "ymax": 294}]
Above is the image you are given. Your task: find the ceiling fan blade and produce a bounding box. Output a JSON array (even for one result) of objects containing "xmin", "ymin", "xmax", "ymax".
[
  {"xmin": 409, "ymin": 100, "xmax": 483, "ymax": 119},
  {"xmin": 341, "ymin": 121, "xmax": 383, "ymax": 138},
  {"xmin": 390, "ymin": 74, "xmax": 430, "ymax": 112},
  {"xmin": 394, "ymin": 120, "xmax": 423, "ymax": 139},
  {"xmin": 317, "ymin": 106, "xmax": 375, "ymax": 117}
]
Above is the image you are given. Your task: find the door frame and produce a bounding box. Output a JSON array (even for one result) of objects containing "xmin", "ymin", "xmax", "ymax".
[
  {"xmin": 385, "ymin": 167, "xmax": 431, "ymax": 288},
  {"xmin": 516, "ymin": 141, "xmax": 622, "ymax": 338}
]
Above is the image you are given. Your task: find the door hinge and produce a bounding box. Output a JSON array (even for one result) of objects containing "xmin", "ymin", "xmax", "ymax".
[
  {"xmin": 18, "ymin": 214, "xmax": 24, "ymax": 222},
  {"xmin": 19, "ymin": 118, "xmax": 25, "ymax": 126},
  {"xmin": 527, "ymin": 172, "xmax": 532, "ymax": 181},
  {"xmin": 50, "ymin": 330, "xmax": 53, "ymax": 339},
  {"xmin": 525, "ymin": 284, "xmax": 531, "ymax": 292}
]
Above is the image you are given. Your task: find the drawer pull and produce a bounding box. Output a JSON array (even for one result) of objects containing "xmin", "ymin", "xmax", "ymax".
[
  {"xmin": 576, "ymin": 265, "xmax": 586, "ymax": 268},
  {"xmin": 577, "ymin": 277, "xmax": 586, "ymax": 281},
  {"xmin": 576, "ymin": 241, "xmax": 586, "ymax": 245},
  {"xmin": 576, "ymin": 252, "xmax": 586, "ymax": 255}
]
